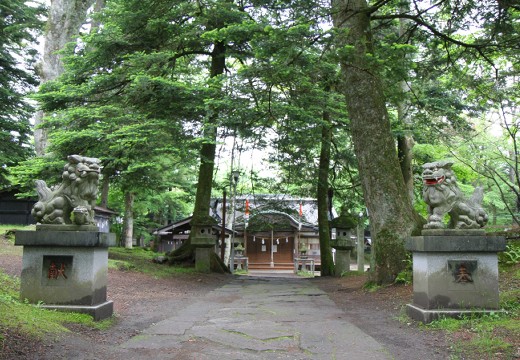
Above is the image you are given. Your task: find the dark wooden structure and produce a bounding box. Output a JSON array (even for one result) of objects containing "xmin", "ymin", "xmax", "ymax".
[
  {"xmin": 0, "ymin": 189, "xmax": 36, "ymax": 225},
  {"xmin": 153, "ymin": 217, "xmax": 235, "ymax": 253}
]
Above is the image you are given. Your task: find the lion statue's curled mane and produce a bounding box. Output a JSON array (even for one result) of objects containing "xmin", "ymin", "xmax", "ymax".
[
  {"xmin": 422, "ymin": 160, "xmax": 488, "ymax": 230},
  {"xmin": 31, "ymin": 155, "xmax": 101, "ymax": 226}
]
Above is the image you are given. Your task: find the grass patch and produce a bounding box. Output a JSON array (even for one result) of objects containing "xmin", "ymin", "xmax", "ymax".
[
  {"xmin": 0, "ymin": 269, "xmax": 112, "ymax": 343},
  {"xmin": 233, "ymin": 269, "xmax": 249, "ymax": 275},
  {"xmin": 0, "ymin": 225, "xmax": 34, "ymax": 256},
  {"xmin": 420, "ymin": 262, "xmax": 520, "ymax": 359},
  {"xmin": 108, "ymin": 247, "xmax": 196, "ymax": 278},
  {"xmin": 340, "ymin": 270, "xmax": 364, "ymax": 277},
  {"xmin": 362, "ymin": 281, "xmax": 381, "ymax": 292},
  {"xmin": 426, "ymin": 297, "xmax": 519, "ymax": 359},
  {"xmin": 108, "ymin": 259, "xmax": 137, "ymax": 271},
  {"xmin": 296, "ymin": 270, "xmax": 315, "ymax": 278},
  {"xmin": 0, "ymin": 224, "xmax": 35, "ymax": 235},
  {"xmin": 426, "ymin": 313, "xmax": 518, "ymax": 359}
]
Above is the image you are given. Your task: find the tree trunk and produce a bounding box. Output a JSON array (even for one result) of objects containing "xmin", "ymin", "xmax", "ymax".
[
  {"xmin": 317, "ymin": 112, "xmax": 335, "ymax": 276},
  {"xmin": 167, "ymin": 40, "xmax": 229, "ymax": 273},
  {"xmin": 397, "ymin": 130, "xmax": 414, "ymax": 202},
  {"xmin": 190, "ymin": 40, "xmax": 225, "ymax": 227},
  {"xmin": 100, "ymin": 174, "xmax": 110, "ymax": 208},
  {"xmin": 332, "ymin": 0, "xmax": 422, "ymax": 284},
  {"xmin": 35, "ymin": 0, "xmax": 97, "ymax": 155},
  {"xmin": 396, "ymin": 2, "xmax": 415, "ymax": 202},
  {"xmin": 123, "ymin": 191, "xmax": 134, "ymax": 249}
]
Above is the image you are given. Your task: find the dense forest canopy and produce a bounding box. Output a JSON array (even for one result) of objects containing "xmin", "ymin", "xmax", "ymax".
[
  {"xmin": 0, "ymin": 0, "xmax": 44, "ymax": 186},
  {"xmin": 3, "ymin": 0, "xmax": 519, "ymax": 279}
]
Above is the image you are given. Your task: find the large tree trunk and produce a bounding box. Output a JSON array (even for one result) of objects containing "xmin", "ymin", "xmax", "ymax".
[
  {"xmin": 167, "ymin": 40, "xmax": 229, "ymax": 273},
  {"xmin": 332, "ymin": 0, "xmax": 422, "ymax": 284},
  {"xmin": 317, "ymin": 112, "xmax": 335, "ymax": 276},
  {"xmin": 396, "ymin": 2, "xmax": 415, "ymax": 202},
  {"xmin": 191, "ymin": 40, "xmax": 224, "ymax": 227},
  {"xmin": 397, "ymin": 126, "xmax": 414, "ymax": 202},
  {"xmin": 99, "ymin": 174, "xmax": 110, "ymax": 208},
  {"xmin": 123, "ymin": 191, "xmax": 134, "ymax": 249},
  {"xmin": 34, "ymin": 0, "xmax": 99, "ymax": 155}
]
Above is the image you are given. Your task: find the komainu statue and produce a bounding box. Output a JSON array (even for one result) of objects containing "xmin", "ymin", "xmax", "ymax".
[
  {"xmin": 32, "ymin": 155, "xmax": 101, "ymax": 226},
  {"xmin": 422, "ymin": 160, "xmax": 488, "ymax": 229}
]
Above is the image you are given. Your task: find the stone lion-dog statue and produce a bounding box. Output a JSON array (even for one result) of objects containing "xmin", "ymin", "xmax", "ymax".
[
  {"xmin": 32, "ymin": 155, "xmax": 101, "ymax": 226},
  {"xmin": 422, "ymin": 160, "xmax": 488, "ymax": 229}
]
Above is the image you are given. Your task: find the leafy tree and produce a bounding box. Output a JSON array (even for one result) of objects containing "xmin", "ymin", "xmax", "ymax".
[
  {"xmin": 332, "ymin": 0, "xmax": 423, "ymax": 284},
  {"xmin": 332, "ymin": 0, "xmax": 519, "ymax": 284},
  {"xmin": 33, "ymin": 0, "xmax": 207, "ymax": 248},
  {"xmin": 34, "ymin": 0, "xmax": 262, "ymax": 270},
  {"xmin": 0, "ymin": 0, "xmax": 43, "ymax": 187},
  {"xmin": 33, "ymin": 0, "xmax": 102, "ymax": 155}
]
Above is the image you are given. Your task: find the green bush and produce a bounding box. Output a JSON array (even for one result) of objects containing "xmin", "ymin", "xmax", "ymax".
[
  {"xmin": 394, "ymin": 253, "xmax": 413, "ymax": 285},
  {"xmin": 499, "ymin": 243, "xmax": 520, "ymax": 266}
]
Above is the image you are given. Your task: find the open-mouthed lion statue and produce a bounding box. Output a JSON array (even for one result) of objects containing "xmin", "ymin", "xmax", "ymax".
[
  {"xmin": 422, "ymin": 160, "xmax": 488, "ymax": 229},
  {"xmin": 32, "ymin": 155, "xmax": 101, "ymax": 226}
]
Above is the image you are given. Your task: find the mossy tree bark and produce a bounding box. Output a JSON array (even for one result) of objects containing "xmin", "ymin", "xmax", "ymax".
[
  {"xmin": 123, "ymin": 191, "xmax": 134, "ymax": 249},
  {"xmin": 396, "ymin": 2, "xmax": 415, "ymax": 203},
  {"xmin": 35, "ymin": 0, "xmax": 99, "ymax": 155},
  {"xmin": 317, "ymin": 111, "xmax": 335, "ymax": 276},
  {"xmin": 332, "ymin": 0, "xmax": 423, "ymax": 284},
  {"xmin": 167, "ymin": 40, "xmax": 230, "ymax": 274}
]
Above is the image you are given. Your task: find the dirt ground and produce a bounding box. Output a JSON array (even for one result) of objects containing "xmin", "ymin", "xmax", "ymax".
[{"xmin": 1, "ymin": 237, "xmax": 450, "ymax": 359}]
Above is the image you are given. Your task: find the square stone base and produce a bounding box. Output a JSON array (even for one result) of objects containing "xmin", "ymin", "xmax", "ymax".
[
  {"xmin": 406, "ymin": 303, "xmax": 503, "ymax": 324},
  {"xmin": 411, "ymin": 252, "xmax": 500, "ymax": 309},
  {"xmin": 334, "ymin": 249, "xmax": 352, "ymax": 276},
  {"xmin": 19, "ymin": 246, "xmax": 109, "ymax": 306},
  {"xmin": 15, "ymin": 231, "xmax": 115, "ymax": 320},
  {"xmin": 405, "ymin": 234, "xmax": 505, "ymax": 323},
  {"xmin": 42, "ymin": 301, "xmax": 114, "ymax": 321},
  {"xmin": 195, "ymin": 247, "xmax": 212, "ymax": 273}
]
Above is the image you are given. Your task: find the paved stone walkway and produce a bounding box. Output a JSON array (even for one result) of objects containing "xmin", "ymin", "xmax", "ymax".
[{"xmin": 120, "ymin": 276, "xmax": 391, "ymax": 359}]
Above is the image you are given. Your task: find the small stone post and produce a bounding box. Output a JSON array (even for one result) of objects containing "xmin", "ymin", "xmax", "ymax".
[
  {"xmin": 330, "ymin": 210, "xmax": 357, "ymax": 276},
  {"xmin": 356, "ymin": 213, "xmax": 365, "ymax": 272},
  {"xmin": 191, "ymin": 221, "xmax": 218, "ymax": 273}
]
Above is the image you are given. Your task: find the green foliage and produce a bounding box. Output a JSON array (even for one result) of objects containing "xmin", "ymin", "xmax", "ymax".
[
  {"xmin": 499, "ymin": 242, "xmax": 520, "ymax": 266},
  {"xmin": 340, "ymin": 270, "xmax": 364, "ymax": 277},
  {"xmin": 427, "ymin": 313, "xmax": 518, "ymax": 360},
  {"xmin": 362, "ymin": 281, "xmax": 381, "ymax": 292},
  {"xmin": 373, "ymin": 229, "xmax": 408, "ymax": 284},
  {"xmin": 0, "ymin": 0, "xmax": 44, "ymax": 187},
  {"xmin": 394, "ymin": 253, "xmax": 413, "ymax": 285},
  {"xmin": 8, "ymin": 155, "xmax": 69, "ymax": 196},
  {"xmin": 108, "ymin": 247, "xmax": 196, "ymax": 277},
  {"xmin": 296, "ymin": 270, "xmax": 314, "ymax": 278}
]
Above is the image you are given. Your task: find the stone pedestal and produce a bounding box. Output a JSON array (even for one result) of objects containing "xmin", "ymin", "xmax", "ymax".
[
  {"xmin": 15, "ymin": 230, "xmax": 116, "ymax": 321},
  {"xmin": 335, "ymin": 250, "xmax": 352, "ymax": 275},
  {"xmin": 191, "ymin": 224, "xmax": 217, "ymax": 273},
  {"xmin": 405, "ymin": 230, "xmax": 506, "ymax": 323},
  {"xmin": 331, "ymin": 239, "xmax": 355, "ymax": 277},
  {"xmin": 195, "ymin": 247, "xmax": 212, "ymax": 273}
]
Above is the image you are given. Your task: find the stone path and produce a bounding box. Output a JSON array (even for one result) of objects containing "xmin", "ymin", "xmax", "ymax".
[{"xmin": 120, "ymin": 276, "xmax": 391, "ymax": 359}]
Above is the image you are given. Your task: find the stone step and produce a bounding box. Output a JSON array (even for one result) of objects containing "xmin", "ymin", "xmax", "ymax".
[{"xmin": 249, "ymin": 262, "xmax": 294, "ymax": 270}]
